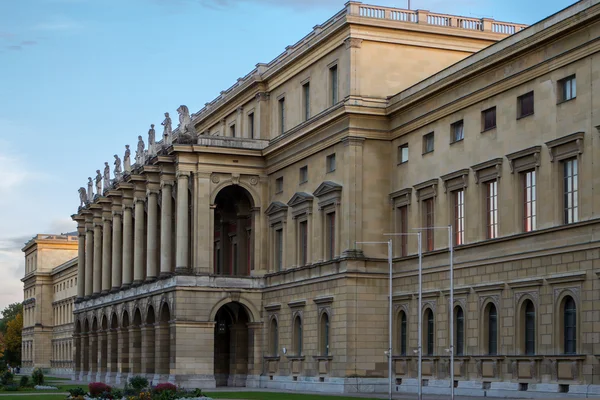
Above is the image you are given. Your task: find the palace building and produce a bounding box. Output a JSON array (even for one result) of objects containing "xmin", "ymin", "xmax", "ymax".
[
  {"xmin": 21, "ymin": 234, "xmax": 78, "ymax": 375},
  {"xmin": 70, "ymin": 0, "xmax": 600, "ymax": 396}
]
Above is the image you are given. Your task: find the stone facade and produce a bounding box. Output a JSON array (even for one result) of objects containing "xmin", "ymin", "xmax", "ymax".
[
  {"xmin": 21, "ymin": 234, "xmax": 78, "ymax": 374},
  {"xmin": 70, "ymin": 1, "xmax": 600, "ymax": 397}
]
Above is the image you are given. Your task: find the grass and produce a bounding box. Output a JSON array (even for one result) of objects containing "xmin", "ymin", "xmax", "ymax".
[
  {"xmin": 0, "ymin": 384, "xmax": 84, "ymax": 393},
  {"xmin": 0, "ymin": 396, "xmax": 66, "ymax": 400},
  {"xmin": 204, "ymin": 393, "xmax": 380, "ymax": 400}
]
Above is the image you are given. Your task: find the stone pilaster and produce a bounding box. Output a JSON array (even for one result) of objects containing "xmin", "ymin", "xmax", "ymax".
[
  {"xmin": 175, "ymin": 171, "xmax": 190, "ymax": 273},
  {"xmin": 195, "ymin": 173, "xmax": 211, "ymax": 274},
  {"xmin": 80, "ymin": 333, "xmax": 89, "ymax": 381},
  {"xmin": 97, "ymin": 330, "xmax": 108, "ymax": 380},
  {"xmin": 73, "ymin": 333, "xmax": 81, "ymax": 380},
  {"xmin": 101, "ymin": 214, "xmax": 112, "ymax": 294},
  {"xmin": 128, "ymin": 326, "xmax": 142, "ymax": 375},
  {"xmin": 133, "ymin": 197, "xmax": 146, "ymax": 285},
  {"xmin": 105, "ymin": 328, "xmax": 118, "ymax": 383},
  {"xmin": 341, "ymin": 136, "xmax": 364, "ymax": 258},
  {"xmin": 84, "ymin": 220, "xmax": 94, "ymax": 298},
  {"xmin": 116, "ymin": 327, "xmax": 129, "ymax": 384},
  {"xmin": 140, "ymin": 324, "xmax": 156, "ymax": 376},
  {"xmin": 153, "ymin": 322, "xmax": 170, "ymax": 382},
  {"xmin": 88, "ymin": 331, "xmax": 98, "ymax": 381},
  {"xmin": 92, "ymin": 216, "xmax": 103, "ymax": 296},
  {"xmin": 111, "ymin": 210, "xmax": 123, "ymax": 290},
  {"xmin": 146, "ymin": 189, "xmax": 159, "ymax": 281},
  {"xmin": 170, "ymin": 321, "xmax": 216, "ymax": 388},
  {"xmin": 76, "ymin": 221, "xmax": 86, "ymax": 300},
  {"xmin": 122, "ymin": 203, "xmax": 134, "ymax": 288},
  {"xmin": 160, "ymin": 181, "xmax": 174, "ymax": 277}
]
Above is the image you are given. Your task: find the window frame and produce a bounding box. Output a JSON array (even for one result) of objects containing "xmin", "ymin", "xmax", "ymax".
[
  {"xmin": 278, "ymin": 97, "xmax": 286, "ymax": 134},
  {"xmin": 302, "ymin": 81, "xmax": 310, "ymax": 121},
  {"xmin": 275, "ymin": 227, "xmax": 283, "ymax": 272},
  {"xmin": 487, "ymin": 303, "xmax": 498, "ymax": 355},
  {"xmin": 229, "ymin": 123, "xmax": 236, "ymax": 138},
  {"xmin": 486, "ymin": 180, "xmax": 499, "ymax": 239},
  {"xmin": 269, "ymin": 317, "xmax": 279, "ymax": 356},
  {"xmin": 558, "ymin": 75, "xmax": 576, "ymax": 103},
  {"xmin": 398, "ymin": 143, "xmax": 409, "ymax": 164},
  {"xmin": 563, "ymin": 296, "xmax": 577, "ymax": 354},
  {"xmin": 248, "ymin": 112, "xmax": 255, "ymax": 139},
  {"xmin": 299, "ymin": 165, "xmax": 308, "ymax": 184},
  {"xmin": 453, "ymin": 189, "xmax": 465, "ymax": 246},
  {"xmin": 451, "ymin": 120, "xmax": 464, "ymax": 143},
  {"xmin": 517, "ymin": 91, "xmax": 534, "ymax": 119},
  {"xmin": 425, "ymin": 308, "xmax": 434, "ymax": 356},
  {"xmin": 455, "ymin": 306, "xmax": 465, "ymax": 356},
  {"xmin": 298, "ymin": 220, "xmax": 308, "ymax": 267},
  {"xmin": 326, "ymin": 211, "xmax": 336, "ymax": 260},
  {"xmin": 524, "ymin": 300, "xmax": 535, "ymax": 355},
  {"xmin": 563, "ymin": 158, "xmax": 578, "ymax": 224},
  {"xmin": 481, "ymin": 106, "xmax": 497, "ymax": 132},
  {"xmin": 422, "ymin": 132, "xmax": 434, "ymax": 154},
  {"xmin": 319, "ymin": 312, "xmax": 330, "ymax": 356},
  {"xmin": 326, "ymin": 153, "xmax": 336, "ymax": 173},
  {"xmin": 398, "ymin": 205, "xmax": 408, "ymax": 257},
  {"xmin": 329, "ymin": 64, "xmax": 338, "ymax": 105},
  {"xmin": 523, "ymin": 169, "xmax": 537, "ymax": 232},
  {"xmin": 275, "ymin": 177, "xmax": 283, "ymax": 194},
  {"xmin": 423, "ymin": 198, "xmax": 434, "ymax": 251},
  {"xmin": 293, "ymin": 315, "xmax": 303, "ymax": 356},
  {"xmin": 398, "ymin": 309, "xmax": 407, "ymax": 356}
]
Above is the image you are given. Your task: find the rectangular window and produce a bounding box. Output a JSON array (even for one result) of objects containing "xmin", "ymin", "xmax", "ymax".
[
  {"xmin": 279, "ymin": 97, "xmax": 285, "ymax": 134},
  {"xmin": 398, "ymin": 144, "xmax": 408, "ymax": 164},
  {"xmin": 275, "ymin": 228, "xmax": 283, "ymax": 271},
  {"xmin": 451, "ymin": 120, "xmax": 464, "ymax": 143},
  {"xmin": 523, "ymin": 170, "xmax": 537, "ymax": 232},
  {"xmin": 424, "ymin": 198, "xmax": 434, "ymax": 251},
  {"xmin": 326, "ymin": 212, "xmax": 335, "ymax": 260},
  {"xmin": 486, "ymin": 180, "xmax": 498, "ymax": 239},
  {"xmin": 423, "ymin": 132, "xmax": 434, "ymax": 154},
  {"xmin": 559, "ymin": 75, "xmax": 576, "ymax": 102},
  {"xmin": 482, "ymin": 107, "xmax": 497, "ymax": 131},
  {"xmin": 330, "ymin": 65, "xmax": 338, "ymax": 105},
  {"xmin": 230, "ymin": 124, "xmax": 236, "ymax": 138},
  {"xmin": 563, "ymin": 158, "xmax": 578, "ymax": 224},
  {"xmin": 326, "ymin": 154, "xmax": 336, "ymax": 172},
  {"xmin": 248, "ymin": 112, "xmax": 255, "ymax": 139},
  {"xmin": 299, "ymin": 166, "xmax": 308, "ymax": 184},
  {"xmin": 299, "ymin": 220, "xmax": 308, "ymax": 266},
  {"xmin": 275, "ymin": 177, "xmax": 283, "ymax": 194},
  {"xmin": 231, "ymin": 241, "xmax": 238, "ymax": 275},
  {"xmin": 517, "ymin": 91, "xmax": 534, "ymax": 118},
  {"xmin": 303, "ymin": 82, "xmax": 310, "ymax": 121},
  {"xmin": 453, "ymin": 189, "xmax": 465, "ymax": 246},
  {"xmin": 398, "ymin": 205, "xmax": 408, "ymax": 257}
]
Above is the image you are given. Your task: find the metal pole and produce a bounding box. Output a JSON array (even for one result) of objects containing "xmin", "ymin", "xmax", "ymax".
[
  {"xmin": 417, "ymin": 232, "xmax": 422, "ymax": 400},
  {"xmin": 449, "ymin": 226, "xmax": 454, "ymax": 400},
  {"xmin": 388, "ymin": 239, "xmax": 393, "ymax": 400}
]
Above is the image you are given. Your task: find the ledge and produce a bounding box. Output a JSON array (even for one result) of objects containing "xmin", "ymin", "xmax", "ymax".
[
  {"xmin": 264, "ymin": 303, "xmax": 282, "ymax": 312},
  {"xmin": 441, "ymin": 287, "xmax": 471, "ymax": 296},
  {"xmin": 507, "ymin": 277, "xmax": 544, "ymax": 289},
  {"xmin": 287, "ymin": 299, "xmax": 307, "ymax": 308},
  {"xmin": 313, "ymin": 355, "xmax": 333, "ymax": 361},
  {"xmin": 313, "ymin": 295, "xmax": 334, "ymax": 305},
  {"xmin": 286, "ymin": 356, "xmax": 306, "ymax": 361},
  {"xmin": 263, "ymin": 356, "xmax": 281, "ymax": 361},
  {"xmin": 472, "ymin": 282, "xmax": 505, "ymax": 292},
  {"xmin": 545, "ymin": 271, "xmax": 587, "ymax": 285}
]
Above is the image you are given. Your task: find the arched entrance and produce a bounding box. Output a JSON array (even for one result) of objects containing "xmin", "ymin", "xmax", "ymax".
[
  {"xmin": 213, "ymin": 186, "xmax": 254, "ymax": 276},
  {"xmin": 213, "ymin": 302, "xmax": 250, "ymax": 387}
]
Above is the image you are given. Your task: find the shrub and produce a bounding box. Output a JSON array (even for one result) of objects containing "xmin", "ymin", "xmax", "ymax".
[
  {"xmin": 122, "ymin": 383, "xmax": 137, "ymax": 397},
  {"xmin": 19, "ymin": 376, "xmax": 30, "ymax": 387},
  {"xmin": 1, "ymin": 371, "xmax": 14, "ymax": 385},
  {"xmin": 88, "ymin": 382, "xmax": 112, "ymax": 398},
  {"xmin": 68, "ymin": 387, "xmax": 86, "ymax": 397},
  {"xmin": 112, "ymin": 388, "xmax": 123, "ymax": 399},
  {"xmin": 4, "ymin": 384, "xmax": 19, "ymax": 391},
  {"xmin": 32, "ymin": 367, "xmax": 44, "ymax": 385},
  {"xmin": 128, "ymin": 376, "xmax": 149, "ymax": 392},
  {"xmin": 153, "ymin": 383, "xmax": 177, "ymax": 394}
]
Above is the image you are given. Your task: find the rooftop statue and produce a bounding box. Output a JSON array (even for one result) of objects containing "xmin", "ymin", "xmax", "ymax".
[
  {"xmin": 177, "ymin": 105, "xmax": 195, "ymax": 143},
  {"xmin": 87, "ymin": 177, "xmax": 94, "ymax": 202},
  {"xmin": 136, "ymin": 135, "xmax": 145, "ymax": 166},
  {"xmin": 103, "ymin": 162, "xmax": 110, "ymax": 191},
  {"xmin": 78, "ymin": 187, "xmax": 87, "ymax": 208},
  {"xmin": 95, "ymin": 170, "xmax": 102, "ymax": 196},
  {"xmin": 114, "ymin": 154, "xmax": 122, "ymax": 181},
  {"xmin": 124, "ymin": 144, "xmax": 131, "ymax": 173},
  {"xmin": 148, "ymin": 124, "xmax": 156, "ymax": 156},
  {"xmin": 162, "ymin": 112, "xmax": 172, "ymax": 146}
]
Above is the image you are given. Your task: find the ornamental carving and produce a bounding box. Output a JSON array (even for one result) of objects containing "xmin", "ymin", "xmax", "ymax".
[
  {"xmin": 249, "ymin": 176, "xmax": 259, "ymax": 186},
  {"xmin": 211, "ymin": 174, "xmax": 220, "ymax": 184},
  {"xmin": 479, "ymin": 294, "xmax": 500, "ymax": 308},
  {"xmin": 514, "ymin": 290, "xmax": 538, "ymax": 306},
  {"xmin": 231, "ymin": 173, "xmax": 240, "ymax": 186},
  {"xmin": 553, "ymin": 287, "xmax": 580, "ymax": 303}
]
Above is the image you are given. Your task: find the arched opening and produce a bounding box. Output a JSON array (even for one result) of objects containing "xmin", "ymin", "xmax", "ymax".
[
  {"xmin": 82, "ymin": 319, "xmax": 90, "ymax": 374},
  {"xmin": 213, "ymin": 186, "xmax": 254, "ymax": 276},
  {"xmin": 561, "ymin": 296, "xmax": 577, "ymax": 354},
  {"xmin": 90, "ymin": 317, "xmax": 99, "ymax": 375},
  {"xmin": 214, "ymin": 301, "xmax": 251, "ymax": 387},
  {"xmin": 454, "ymin": 306, "xmax": 464, "ymax": 356},
  {"xmin": 131, "ymin": 309, "xmax": 142, "ymax": 374},
  {"xmin": 100, "ymin": 315, "xmax": 108, "ymax": 375},
  {"xmin": 319, "ymin": 312, "xmax": 330, "ymax": 356},
  {"xmin": 144, "ymin": 306, "xmax": 156, "ymax": 375},
  {"xmin": 120, "ymin": 311, "xmax": 130, "ymax": 375},
  {"xmin": 269, "ymin": 317, "xmax": 279, "ymax": 357},
  {"xmin": 156, "ymin": 303, "xmax": 171, "ymax": 377},
  {"xmin": 423, "ymin": 308, "xmax": 434, "ymax": 356},
  {"xmin": 396, "ymin": 310, "xmax": 407, "ymax": 356},
  {"xmin": 293, "ymin": 315, "xmax": 303, "ymax": 356},
  {"xmin": 108, "ymin": 313, "xmax": 119, "ymax": 376},
  {"xmin": 519, "ymin": 299, "xmax": 536, "ymax": 355},
  {"xmin": 482, "ymin": 302, "xmax": 498, "ymax": 355}
]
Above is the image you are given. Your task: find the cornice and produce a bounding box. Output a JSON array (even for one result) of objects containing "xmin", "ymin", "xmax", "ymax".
[{"xmin": 545, "ymin": 271, "xmax": 587, "ymax": 285}]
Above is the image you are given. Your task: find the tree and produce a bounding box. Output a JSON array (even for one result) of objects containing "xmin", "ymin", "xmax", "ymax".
[
  {"xmin": 0, "ymin": 332, "xmax": 5, "ymax": 359},
  {"xmin": 3, "ymin": 313, "xmax": 22, "ymax": 365},
  {"xmin": 0, "ymin": 303, "xmax": 23, "ymax": 334}
]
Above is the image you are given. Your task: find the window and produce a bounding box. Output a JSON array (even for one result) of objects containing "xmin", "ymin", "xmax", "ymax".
[
  {"xmin": 563, "ymin": 158, "xmax": 578, "ymax": 224},
  {"xmin": 330, "ymin": 65, "xmax": 338, "ymax": 105},
  {"xmin": 559, "ymin": 75, "xmax": 576, "ymax": 102},
  {"xmin": 298, "ymin": 166, "xmax": 308, "ymax": 184},
  {"xmin": 293, "ymin": 316, "xmax": 303, "ymax": 356},
  {"xmin": 398, "ymin": 310, "xmax": 407, "ymax": 355},
  {"xmin": 455, "ymin": 306, "xmax": 464, "ymax": 356},
  {"xmin": 486, "ymin": 180, "xmax": 498, "ymax": 239},
  {"xmin": 482, "ymin": 107, "xmax": 497, "ymax": 131},
  {"xmin": 320, "ymin": 313, "xmax": 330, "ymax": 356},
  {"xmin": 398, "ymin": 205, "xmax": 408, "ymax": 257},
  {"xmin": 523, "ymin": 170, "xmax": 537, "ymax": 232},
  {"xmin": 423, "ymin": 198, "xmax": 434, "ymax": 251},
  {"xmin": 326, "ymin": 212, "xmax": 335, "ymax": 260},
  {"xmin": 231, "ymin": 240, "xmax": 238, "ymax": 275},
  {"xmin": 275, "ymin": 228, "xmax": 283, "ymax": 271},
  {"xmin": 563, "ymin": 296, "xmax": 576, "ymax": 354},
  {"xmin": 398, "ymin": 144, "xmax": 408, "ymax": 164},
  {"xmin": 524, "ymin": 300, "xmax": 535, "ymax": 355},
  {"xmin": 451, "ymin": 120, "xmax": 464, "ymax": 143},
  {"xmin": 453, "ymin": 190, "xmax": 465, "ymax": 246},
  {"xmin": 426, "ymin": 309, "xmax": 434, "ymax": 355},
  {"xmin": 423, "ymin": 132, "xmax": 434, "ymax": 154},
  {"xmin": 248, "ymin": 112, "xmax": 255, "ymax": 139},
  {"xmin": 326, "ymin": 154, "xmax": 336, "ymax": 172},
  {"xmin": 303, "ymin": 82, "xmax": 310, "ymax": 121},
  {"xmin": 487, "ymin": 303, "xmax": 498, "ymax": 355},
  {"xmin": 517, "ymin": 91, "xmax": 534, "ymax": 118},
  {"xmin": 230, "ymin": 124, "xmax": 236, "ymax": 138},
  {"xmin": 269, "ymin": 318, "xmax": 279, "ymax": 356},
  {"xmin": 279, "ymin": 97, "xmax": 285, "ymax": 134},
  {"xmin": 299, "ymin": 220, "xmax": 308, "ymax": 266},
  {"xmin": 275, "ymin": 177, "xmax": 283, "ymax": 194}
]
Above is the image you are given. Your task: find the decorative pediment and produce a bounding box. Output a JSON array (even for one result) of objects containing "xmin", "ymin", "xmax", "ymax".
[
  {"xmin": 506, "ymin": 146, "xmax": 541, "ymax": 173},
  {"xmin": 265, "ymin": 201, "xmax": 288, "ymax": 216},
  {"xmin": 287, "ymin": 192, "xmax": 313, "ymax": 208},
  {"xmin": 440, "ymin": 169, "xmax": 469, "ymax": 193},
  {"xmin": 390, "ymin": 188, "xmax": 412, "ymax": 208},
  {"xmin": 471, "ymin": 158, "xmax": 503, "ymax": 184},
  {"xmin": 313, "ymin": 181, "xmax": 342, "ymax": 197},
  {"xmin": 414, "ymin": 178, "xmax": 438, "ymax": 201},
  {"xmin": 545, "ymin": 132, "xmax": 584, "ymax": 162}
]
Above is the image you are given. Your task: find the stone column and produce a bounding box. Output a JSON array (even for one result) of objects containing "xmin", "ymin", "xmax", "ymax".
[
  {"xmin": 116, "ymin": 327, "xmax": 129, "ymax": 384},
  {"xmin": 195, "ymin": 173, "xmax": 211, "ymax": 274},
  {"xmin": 80, "ymin": 333, "xmax": 89, "ymax": 381},
  {"xmin": 73, "ymin": 333, "xmax": 81, "ymax": 380},
  {"xmin": 93, "ymin": 217, "xmax": 103, "ymax": 296},
  {"xmin": 76, "ymin": 225, "xmax": 85, "ymax": 300},
  {"xmin": 236, "ymin": 106, "xmax": 244, "ymax": 138},
  {"xmin": 160, "ymin": 181, "xmax": 174, "ymax": 277},
  {"xmin": 246, "ymin": 322, "xmax": 264, "ymax": 386},
  {"xmin": 106, "ymin": 328, "xmax": 118, "ymax": 383},
  {"xmin": 153, "ymin": 322, "xmax": 170, "ymax": 383},
  {"xmin": 170, "ymin": 321, "xmax": 216, "ymax": 388},
  {"xmin": 88, "ymin": 331, "xmax": 98, "ymax": 381},
  {"xmin": 129, "ymin": 325, "xmax": 142, "ymax": 375},
  {"xmin": 306, "ymin": 210, "xmax": 313, "ymax": 264},
  {"xmin": 133, "ymin": 197, "xmax": 146, "ymax": 285},
  {"xmin": 122, "ymin": 204, "xmax": 134, "ymax": 288},
  {"xmin": 146, "ymin": 190, "xmax": 159, "ymax": 281},
  {"xmin": 228, "ymin": 323, "xmax": 249, "ymax": 386},
  {"xmin": 111, "ymin": 211, "xmax": 123, "ymax": 290},
  {"xmin": 101, "ymin": 215, "xmax": 112, "ymax": 295},
  {"xmin": 175, "ymin": 172, "xmax": 190, "ymax": 273},
  {"xmin": 140, "ymin": 324, "xmax": 155, "ymax": 377},
  {"xmin": 97, "ymin": 330, "xmax": 107, "ymax": 381},
  {"xmin": 85, "ymin": 221, "xmax": 94, "ymax": 298}
]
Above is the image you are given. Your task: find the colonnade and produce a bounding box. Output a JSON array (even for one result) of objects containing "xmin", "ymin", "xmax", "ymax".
[
  {"xmin": 75, "ymin": 172, "xmax": 191, "ymax": 300},
  {"xmin": 51, "ymin": 340, "xmax": 73, "ymax": 369}
]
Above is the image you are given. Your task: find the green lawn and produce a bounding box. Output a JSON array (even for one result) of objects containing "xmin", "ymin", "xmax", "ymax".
[
  {"xmin": 0, "ymin": 384, "xmax": 84, "ymax": 393},
  {"xmin": 0, "ymin": 396, "xmax": 66, "ymax": 400},
  {"xmin": 205, "ymin": 393, "xmax": 380, "ymax": 400}
]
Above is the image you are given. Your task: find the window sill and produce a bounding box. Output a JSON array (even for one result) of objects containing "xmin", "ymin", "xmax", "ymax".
[
  {"xmin": 263, "ymin": 356, "xmax": 281, "ymax": 361},
  {"xmin": 397, "ymin": 161, "xmax": 408, "ymax": 166},
  {"xmin": 313, "ymin": 355, "xmax": 333, "ymax": 361},
  {"xmin": 326, "ymin": 169, "xmax": 336, "ymax": 174},
  {"xmin": 286, "ymin": 356, "xmax": 306, "ymax": 361},
  {"xmin": 481, "ymin": 126, "xmax": 497, "ymax": 133},
  {"xmin": 299, "ymin": 181, "xmax": 308, "ymax": 185},
  {"xmin": 422, "ymin": 150, "xmax": 434, "ymax": 156},
  {"xmin": 275, "ymin": 190, "xmax": 283, "ymax": 195},
  {"xmin": 450, "ymin": 138, "xmax": 464, "ymax": 145},
  {"xmin": 517, "ymin": 112, "xmax": 534, "ymax": 120},
  {"xmin": 557, "ymin": 97, "xmax": 576, "ymax": 105}
]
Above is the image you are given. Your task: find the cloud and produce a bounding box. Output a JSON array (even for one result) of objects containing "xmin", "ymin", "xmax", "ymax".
[
  {"xmin": 34, "ymin": 16, "xmax": 83, "ymax": 32},
  {"xmin": 0, "ymin": 31, "xmax": 15, "ymax": 40},
  {"xmin": 21, "ymin": 40, "xmax": 37, "ymax": 46},
  {"xmin": 6, "ymin": 45, "xmax": 21, "ymax": 51}
]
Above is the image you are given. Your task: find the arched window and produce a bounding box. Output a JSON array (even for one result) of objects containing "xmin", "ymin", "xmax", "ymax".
[
  {"xmin": 425, "ymin": 308, "xmax": 434, "ymax": 356},
  {"xmin": 455, "ymin": 306, "xmax": 464, "ymax": 356},
  {"xmin": 524, "ymin": 300, "xmax": 535, "ymax": 355},
  {"xmin": 320, "ymin": 313, "xmax": 330, "ymax": 356},
  {"xmin": 563, "ymin": 296, "xmax": 576, "ymax": 354},
  {"xmin": 293, "ymin": 315, "xmax": 303, "ymax": 356},
  {"xmin": 269, "ymin": 318, "xmax": 278, "ymax": 356},
  {"xmin": 487, "ymin": 303, "xmax": 498, "ymax": 355},
  {"xmin": 398, "ymin": 310, "xmax": 407, "ymax": 356}
]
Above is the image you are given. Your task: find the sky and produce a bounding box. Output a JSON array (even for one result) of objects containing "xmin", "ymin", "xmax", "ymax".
[{"xmin": 0, "ymin": 0, "xmax": 576, "ymax": 311}]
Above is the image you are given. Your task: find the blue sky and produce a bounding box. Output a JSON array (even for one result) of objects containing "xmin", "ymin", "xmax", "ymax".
[{"xmin": 0, "ymin": 0, "xmax": 576, "ymax": 310}]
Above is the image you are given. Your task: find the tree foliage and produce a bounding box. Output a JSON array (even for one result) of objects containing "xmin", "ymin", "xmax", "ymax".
[
  {"xmin": 0, "ymin": 303, "xmax": 23, "ymax": 334},
  {"xmin": 3, "ymin": 313, "xmax": 22, "ymax": 365},
  {"xmin": 0, "ymin": 332, "xmax": 5, "ymax": 359}
]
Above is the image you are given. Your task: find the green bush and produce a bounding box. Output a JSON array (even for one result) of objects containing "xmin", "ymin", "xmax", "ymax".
[
  {"xmin": 19, "ymin": 376, "xmax": 30, "ymax": 387},
  {"xmin": 32, "ymin": 367, "xmax": 45, "ymax": 385},
  {"xmin": 3, "ymin": 383, "xmax": 19, "ymax": 391},
  {"xmin": 68, "ymin": 387, "xmax": 86, "ymax": 397},
  {"xmin": 122, "ymin": 383, "xmax": 137, "ymax": 397},
  {"xmin": 112, "ymin": 388, "xmax": 123, "ymax": 398},
  {"xmin": 128, "ymin": 375, "xmax": 149, "ymax": 392},
  {"xmin": 1, "ymin": 371, "xmax": 14, "ymax": 385}
]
